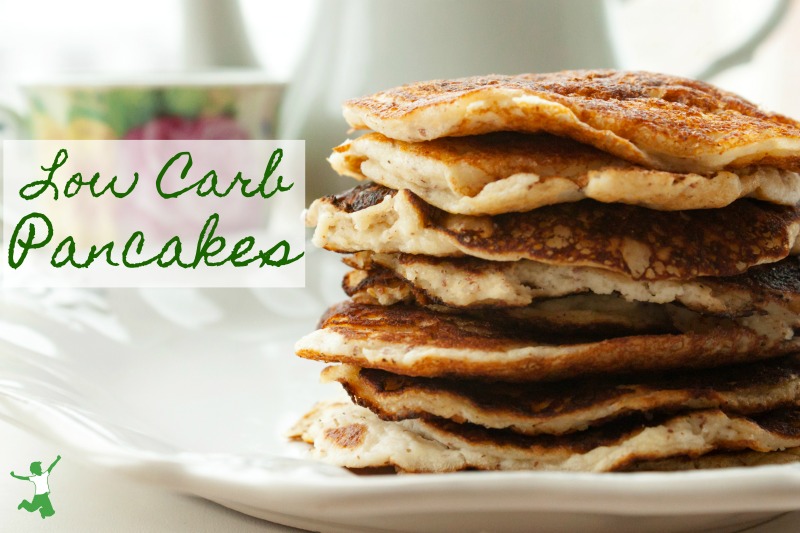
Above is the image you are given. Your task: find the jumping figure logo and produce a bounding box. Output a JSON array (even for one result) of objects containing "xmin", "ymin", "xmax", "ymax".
[{"xmin": 10, "ymin": 455, "xmax": 61, "ymax": 519}]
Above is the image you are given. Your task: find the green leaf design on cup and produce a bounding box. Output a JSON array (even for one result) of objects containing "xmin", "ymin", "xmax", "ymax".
[
  {"xmin": 65, "ymin": 89, "xmax": 159, "ymax": 137},
  {"xmin": 106, "ymin": 89, "xmax": 159, "ymax": 136},
  {"xmin": 162, "ymin": 87, "xmax": 207, "ymax": 118}
]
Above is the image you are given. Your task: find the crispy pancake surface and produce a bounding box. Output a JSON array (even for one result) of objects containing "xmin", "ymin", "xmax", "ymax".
[
  {"xmin": 323, "ymin": 355, "xmax": 800, "ymax": 435},
  {"xmin": 339, "ymin": 274, "xmax": 800, "ymax": 349},
  {"xmin": 307, "ymin": 184, "xmax": 800, "ymax": 281},
  {"xmin": 625, "ymin": 448, "xmax": 800, "ymax": 471},
  {"xmin": 343, "ymin": 70, "xmax": 800, "ymax": 173},
  {"xmin": 289, "ymin": 400, "xmax": 800, "ymax": 472},
  {"xmin": 331, "ymin": 132, "xmax": 800, "ymax": 214},
  {"xmin": 300, "ymin": 69, "xmax": 800, "ymax": 475},
  {"xmin": 343, "ymin": 287, "xmax": 682, "ymax": 336},
  {"xmin": 295, "ymin": 302, "xmax": 800, "ymax": 382},
  {"xmin": 343, "ymin": 253, "xmax": 800, "ymax": 323}
]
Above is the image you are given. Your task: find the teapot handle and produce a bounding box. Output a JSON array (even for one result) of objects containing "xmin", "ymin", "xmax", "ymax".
[{"xmin": 693, "ymin": 0, "xmax": 790, "ymax": 80}]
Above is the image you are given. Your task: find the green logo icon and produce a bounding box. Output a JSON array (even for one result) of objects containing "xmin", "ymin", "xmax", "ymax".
[{"xmin": 10, "ymin": 455, "xmax": 61, "ymax": 519}]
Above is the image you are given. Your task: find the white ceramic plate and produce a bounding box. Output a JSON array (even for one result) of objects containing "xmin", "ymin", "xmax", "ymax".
[{"xmin": 1, "ymin": 246, "xmax": 800, "ymax": 533}]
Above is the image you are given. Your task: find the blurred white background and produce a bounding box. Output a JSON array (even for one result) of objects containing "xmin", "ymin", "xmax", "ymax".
[
  {"xmin": 0, "ymin": 0, "xmax": 797, "ymax": 116},
  {"xmin": 0, "ymin": 0, "xmax": 315, "ymax": 106}
]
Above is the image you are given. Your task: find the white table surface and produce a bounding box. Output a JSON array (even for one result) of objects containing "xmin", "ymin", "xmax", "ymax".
[{"xmin": 2, "ymin": 417, "xmax": 799, "ymax": 533}]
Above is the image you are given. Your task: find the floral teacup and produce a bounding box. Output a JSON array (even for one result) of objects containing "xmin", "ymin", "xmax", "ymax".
[{"xmin": 2, "ymin": 70, "xmax": 284, "ymax": 141}]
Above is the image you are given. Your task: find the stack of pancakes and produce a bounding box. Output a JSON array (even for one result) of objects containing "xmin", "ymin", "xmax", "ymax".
[{"xmin": 290, "ymin": 70, "xmax": 800, "ymax": 473}]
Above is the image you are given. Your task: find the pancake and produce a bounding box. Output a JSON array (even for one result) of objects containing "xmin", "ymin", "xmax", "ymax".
[
  {"xmin": 306, "ymin": 183, "xmax": 800, "ymax": 281},
  {"xmin": 453, "ymin": 296, "xmax": 683, "ymax": 336},
  {"xmin": 343, "ymin": 273, "xmax": 798, "ymax": 338},
  {"xmin": 322, "ymin": 355, "xmax": 800, "ymax": 436},
  {"xmin": 340, "ymin": 279, "xmax": 799, "ymax": 348},
  {"xmin": 342, "ymin": 70, "xmax": 800, "ymax": 174},
  {"xmin": 295, "ymin": 301, "xmax": 800, "ymax": 382},
  {"xmin": 625, "ymin": 448, "xmax": 800, "ymax": 471},
  {"xmin": 343, "ymin": 286, "xmax": 681, "ymax": 335},
  {"xmin": 342, "ymin": 254, "xmax": 800, "ymax": 326},
  {"xmin": 289, "ymin": 400, "xmax": 800, "ymax": 473},
  {"xmin": 330, "ymin": 132, "xmax": 800, "ymax": 214}
]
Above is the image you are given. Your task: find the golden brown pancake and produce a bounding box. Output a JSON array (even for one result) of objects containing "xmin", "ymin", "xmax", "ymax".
[
  {"xmin": 341, "ymin": 277, "xmax": 780, "ymax": 338},
  {"xmin": 344, "ymin": 286, "xmax": 682, "ymax": 336},
  {"xmin": 331, "ymin": 132, "xmax": 800, "ymax": 213},
  {"xmin": 306, "ymin": 183, "xmax": 800, "ymax": 281},
  {"xmin": 343, "ymin": 70, "xmax": 800, "ymax": 174},
  {"xmin": 295, "ymin": 301, "xmax": 800, "ymax": 382},
  {"xmin": 289, "ymin": 400, "xmax": 800, "ymax": 473},
  {"xmin": 322, "ymin": 355, "xmax": 800, "ymax": 436},
  {"xmin": 625, "ymin": 448, "xmax": 800, "ymax": 471},
  {"xmin": 296, "ymin": 69, "xmax": 800, "ymax": 476},
  {"xmin": 342, "ymin": 254, "xmax": 800, "ymax": 331}
]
